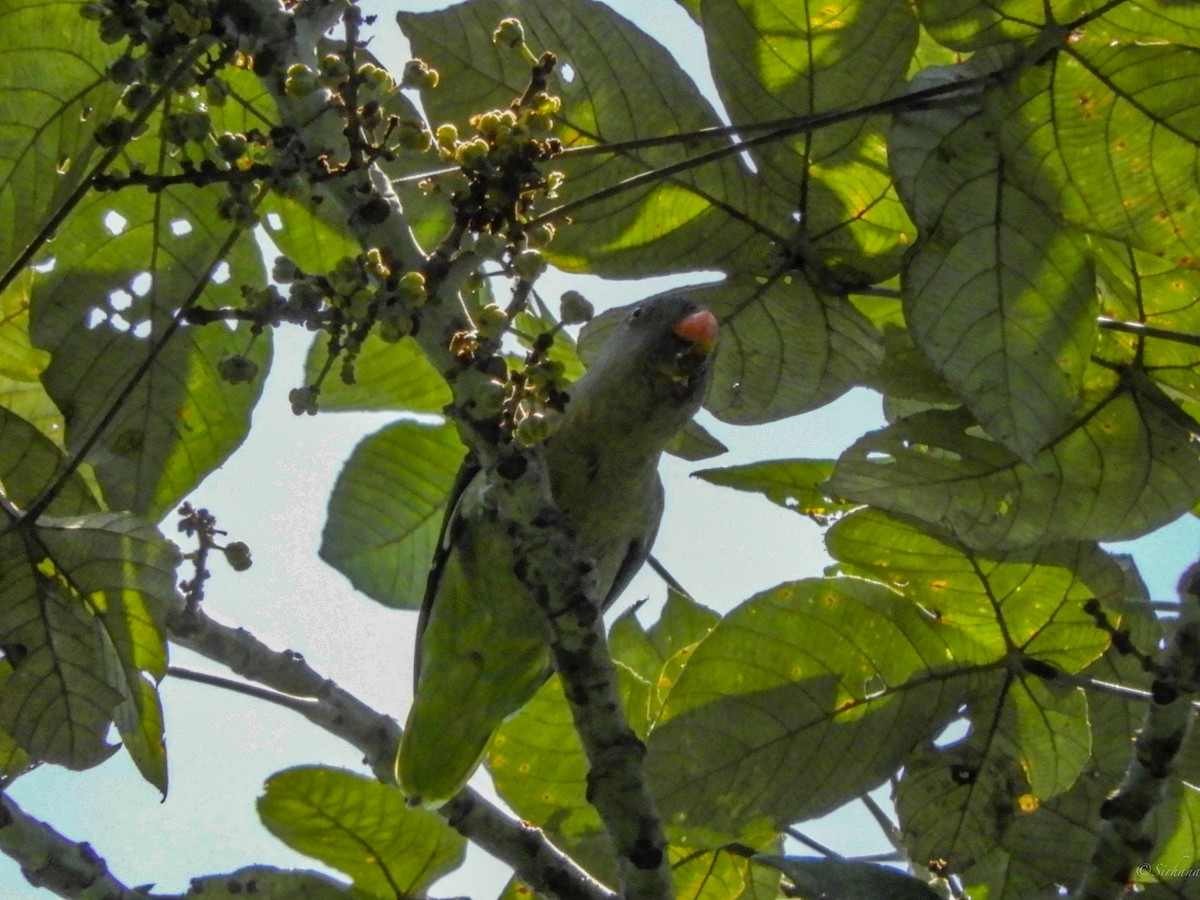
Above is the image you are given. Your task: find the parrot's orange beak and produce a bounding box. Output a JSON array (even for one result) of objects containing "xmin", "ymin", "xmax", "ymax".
[{"xmin": 673, "ymin": 308, "xmax": 719, "ymax": 356}]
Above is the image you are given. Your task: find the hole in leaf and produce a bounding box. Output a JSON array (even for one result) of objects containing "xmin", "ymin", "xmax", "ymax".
[
  {"xmin": 111, "ymin": 313, "xmax": 132, "ymax": 332},
  {"xmin": 132, "ymin": 319, "xmax": 152, "ymax": 339},
  {"xmin": 212, "ymin": 261, "xmax": 230, "ymax": 284},
  {"xmin": 108, "ymin": 289, "xmax": 133, "ymax": 312},
  {"xmin": 31, "ymin": 257, "xmax": 56, "ymax": 273},
  {"xmin": 560, "ymin": 62, "xmax": 576, "ymax": 82},
  {"xmin": 86, "ymin": 308, "xmax": 107, "ymax": 329},
  {"xmin": 170, "ymin": 218, "xmax": 193, "ymax": 237},
  {"xmin": 266, "ymin": 212, "xmax": 283, "ymax": 231},
  {"xmin": 130, "ymin": 272, "xmax": 153, "ymax": 296},
  {"xmin": 104, "ymin": 211, "xmax": 128, "ymax": 235},
  {"xmin": 933, "ymin": 717, "xmax": 969, "ymax": 748},
  {"xmin": 56, "ymin": 156, "xmax": 71, "ymax": 175}
]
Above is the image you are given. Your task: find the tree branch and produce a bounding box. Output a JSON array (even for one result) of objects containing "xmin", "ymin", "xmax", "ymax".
[
  {"xmin": 166, "ymin": 599, "xmax": 614, "ymax": 900},
  {"xmin": 0, "ymin": 794, "xmax": 144, "ymax": 899},
  {"xmin": 1070, "ymin": 561, "xmax": 1200, "ymax": 899},
  {"xmin": 485, "ymin": 451, "xmax": 676, "ymax": 900}
]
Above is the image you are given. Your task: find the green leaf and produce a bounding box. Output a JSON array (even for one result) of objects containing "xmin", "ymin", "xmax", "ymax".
[
  {"xmin": 692, "ymin": 458, "xmax": 854, "ymax": 523},
  {"xmin": 609, "ymin": 590, "xmax": 721, "ymax": 730},
  {"xmin": 826, "ymin": 397, "xmax": 1200, "ymax": 550},
  {"xmin": 261, "ymin": 193, "xmax": 362, "ymax": 275},
  {"xmin": 401, "ymin": 0, "xmax": 773, "ymax": 277},
  {"xmin": 0, "ymin": 406, "xmax": 99, "ymax": 517},
  {"xmin": 825, "ymin": 508, "xmax": 1126, "ymax": 672},
  {"xmin": 1093, "ymin": 239, "xmax": 1200, "ymax": 409},
  {"xmin": 304, "ymin": 334, "xmax": 450, "ymax": 414},
  {"xmin": 665, "ymin": 419, "xmax": 728, "ymax": 461},
  {"xmin": 20, "ymin": 59, "xmax": 277, "ymax": 518},
  {"xmin": 645, "ymin": 577, "xmax": 964, "ymax": 837},
  {"xmin": 0, "ymin": 0, "xmax": 122, "ymax": 274},
  {"xmin": 0, "ymin": 512, "xmax": 177, "ymax": 782},
  {"xmin": 914, "ymin": 0, "xmax": 1089, "ymax": 51},
  {"xmin": 999, "ymin": 33, "xmax": 1200, "ymax": 269},
  {"xmin": 0, "ymin": 270, "xmax": 62, "ymax": 442},
  {"xmin": 28, "ymin": 193, "xmax": 270, "ymax": 518},
  {"xmin": 257, "ymin": 766, "xmax": 465, "ymax": 897},
  {"xmin": 321, "ymin": 420, "xmax": 464, "ymax": 609},
  {"xmin": 891, "ymin": 82, "xmax": 1096, "ymax": 460},
  {"xmin": 701, "ymin": 0, "xmax": 919, "ymax": 282},
  {"xmin": 753, "ymin": 855, "xmax": 942, "ymax": 900},
  {"xmin": 181, "ymin": 866, "xmax": 353, "ymax": 899}
]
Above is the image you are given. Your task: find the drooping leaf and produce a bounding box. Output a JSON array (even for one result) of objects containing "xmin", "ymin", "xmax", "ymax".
[
  {"xmin": 0, "ymin": 511, "xmax": 177, "ymax": 785},
  {"xmin": 22, "ymin": 60, "xmax": 276, "ymax": 518},
  {"xmin": 891, "ymin": 75, "xmax": 1096, "ymax": 460},
  {"xmin": 258, "ymin": 766, "xmax": 465, "ymax": 897},
  {"xmin": 321, "ymin": 420, "xmax": 464, "ymax": 609},
  {"xmin": 609, "ymin": 590, "xmax": 721, "ymax": 731},
  {"xmin": 0, "ymin": 270, "xmax": 62, "ymax": 442}
]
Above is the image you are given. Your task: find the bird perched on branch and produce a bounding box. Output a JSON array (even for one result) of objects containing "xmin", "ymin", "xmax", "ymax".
[{"xmin": 397, "ymin": 294, "xmax": 719, "ymax": 806}]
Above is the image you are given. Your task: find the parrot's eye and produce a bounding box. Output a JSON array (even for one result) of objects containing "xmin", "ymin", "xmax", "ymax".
[{"xmin": 629, "ymin": 305, "xmax": 645, "ymax": 321}]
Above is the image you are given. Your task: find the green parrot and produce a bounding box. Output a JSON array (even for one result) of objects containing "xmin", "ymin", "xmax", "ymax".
[{"xmin": 397, "ymin": 294, "xmax": 719, "ymax": 806}]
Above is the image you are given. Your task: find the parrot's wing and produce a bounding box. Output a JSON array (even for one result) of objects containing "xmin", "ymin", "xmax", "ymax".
[
  {"xmin": 399, "ymin": 467, "xmax": 552, "ymax": 806},
  {"xmin": 599, "ymin": 474, "xmax": 664, "ymax": 612},
  {"xmin": 412, "ymin": 455, "xmax": 480, "ymax": 681}
]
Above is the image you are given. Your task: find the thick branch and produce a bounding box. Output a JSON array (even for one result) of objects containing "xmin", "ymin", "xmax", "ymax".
[
  {"xmin": 0, "ymin": 795, "xmax": 143, "ymax": 899},
  {"xmin": 1071, "ymin": 562, "xmax": 1200, "ymax": 899},
  {"xmin": 485, "ymin": 451, "xmax": 676, "ymax": 900}
]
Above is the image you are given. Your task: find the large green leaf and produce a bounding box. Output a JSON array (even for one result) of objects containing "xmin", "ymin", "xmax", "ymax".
[
  {"xmin": 645, "ymin": 576, "xmax": 965, "ymax": 837},
  {"xmin": 0, "ymin": 0, "xmax": 122, "ymax": 275},
  {"xmin": 826, "ymin": 397, "xmax": 1200, "ymax": 550},
  {"xmin": 699, "ymin": 0, "xmax": 919, "ymax": 283},
  {"xmin": 257, "ymin": 766, "xmax": 465, "ymax": 897},
  {"xmin": 825, "ymin": 508, "xmax": 1125, "ymax": 672},
  {"xmin": 891, "ymin": 79, "xmax": 1096, "ymax": 460},
  {"xmin": 321, "ymin": 420, "xmax": 463, "ymax": 609},
  {"xmin": 400, "ymin": 0, "xmax": 775, "ymax": 278},
  {"xmin": 999, "ymin": 32, "xmax": 1200, "ymax": 269},
  {"xmin": 18, "ymin": 57, "xmax": 276, "ymax": 518},
  {"xmin": 0, "ymin": 512, "xmax": 177, "ymax": 786}
]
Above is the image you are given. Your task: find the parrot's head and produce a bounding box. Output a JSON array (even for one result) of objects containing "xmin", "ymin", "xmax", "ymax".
[{"xmin": 569, "ymin": 295, "xmax": 718, "ymax": 443}]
